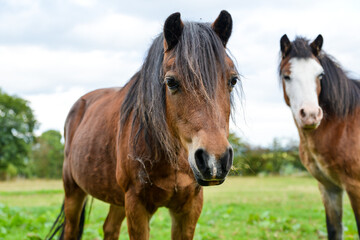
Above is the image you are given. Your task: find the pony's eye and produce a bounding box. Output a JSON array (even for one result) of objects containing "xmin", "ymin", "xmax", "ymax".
[
  {"xmin": 229, "ymin": 76, "xmax": 239, "ymax": 88},
  {"xmin": 283, "ymin": 75, "xmax": 291, "ymax": 81},
  {"xmin": 318, "ymin": 73, "xmax": 325, "ymax": 80},
  {"xmin": 165, "ymin": 76, "xmax": 180, "ymax": 92}
]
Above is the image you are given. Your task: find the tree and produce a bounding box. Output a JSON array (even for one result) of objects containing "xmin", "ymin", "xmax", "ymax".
[
  {"xmin": 228, "ymin": 132, "xmax": 250, "ymax": 176},
  {"xmin": 30, "ymin": 130, "xmax": 64, "ymax": 178},
  {"xmin": 0, "ymin": 89, "xmax": 36, "ymax": 179},
  {"xmin": 228, "ymin": 132, "xmax": 304, "ymax": 176}
]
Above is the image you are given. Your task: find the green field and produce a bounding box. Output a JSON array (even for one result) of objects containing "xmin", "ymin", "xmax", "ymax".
[{"xmin": 0, "ymin": 177, "xmax": 358, "ymax": 240}]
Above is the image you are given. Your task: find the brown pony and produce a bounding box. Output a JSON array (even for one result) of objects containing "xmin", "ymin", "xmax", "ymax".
[
  {"xmin": 279, "ymin": 34, "xmax": 360, "ymax": 240},
  {"xmin": 47, "ymin": 11, "xmax": 239, "ymax": 240}
]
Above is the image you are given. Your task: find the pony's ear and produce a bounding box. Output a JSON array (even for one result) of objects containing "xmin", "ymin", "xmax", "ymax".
[
  {"xmin": 212, "ymin": 10, "xmax": 232, "ymax": 47},
  {"xmin": 310, "ymin": 34, "xmax": 323, "ymax": 56},
  {"xmin": 163, "ymin": 12, "xmax": 184, "ymax": 52},
  {"xmin": 280, "ymin": 34, "xmax": 291, "ymax": 59}
]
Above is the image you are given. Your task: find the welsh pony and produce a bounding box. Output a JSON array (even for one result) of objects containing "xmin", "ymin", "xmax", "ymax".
[
  {"xmin": 279, "ymin": 34, "xmax": 360, "ymax": 240},
  {"xmin": 48, "ymin": 10, "xmax": 239, "ymax": 240}
]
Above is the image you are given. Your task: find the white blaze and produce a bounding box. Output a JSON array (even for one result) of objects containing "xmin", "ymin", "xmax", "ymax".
[{"xmin": 284, "ymin": 58, "xmax": 324, "ymax": 126}]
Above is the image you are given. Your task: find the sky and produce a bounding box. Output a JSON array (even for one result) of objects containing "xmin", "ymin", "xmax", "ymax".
[{"xmin": 0, "ymin": 0, "xmax": 360, "ymax": 146}]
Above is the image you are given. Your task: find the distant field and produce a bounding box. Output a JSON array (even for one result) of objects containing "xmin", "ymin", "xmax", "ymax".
[{"xmin": 0, "ymin": 177, "xmax": 358, "ymax": 240}]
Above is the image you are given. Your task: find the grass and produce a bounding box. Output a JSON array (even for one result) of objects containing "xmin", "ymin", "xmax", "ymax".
[{"xmin": 0, "ymin": 176, "xmax": 358, "ymax": 240}]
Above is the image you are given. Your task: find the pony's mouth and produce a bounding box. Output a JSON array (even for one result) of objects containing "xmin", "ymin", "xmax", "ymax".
[
  {"xmin": 195, "ymin": 177, "xmax": 225, "ymax": 186},
  {"xmin": 302, "ymin": 123, "xmax": 320, "ymax": 131},
  {"xmin": 190, "ymin": 164, "xmax": 226, "ymax": 186}
]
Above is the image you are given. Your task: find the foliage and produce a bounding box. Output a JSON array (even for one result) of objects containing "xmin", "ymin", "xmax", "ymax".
[
  {"xmin": 30, "ymin": 130, "xmax": 64, "ymax": 179},
  {"xmin": 0, "ymin": 203, "xmax": 53, "ymax": 240},
  {"xmin": 0, "ymin": 89, "xmax": 36, "ymax": 179},
  {"xmin": 228, "ymin": 133, "xmax": 305, "ymax": 176}
]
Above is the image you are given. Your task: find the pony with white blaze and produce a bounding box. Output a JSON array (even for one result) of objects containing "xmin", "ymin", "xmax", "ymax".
[{"xmin": 279, "ymin": 34, "xmax": 360, "ymax": 240}]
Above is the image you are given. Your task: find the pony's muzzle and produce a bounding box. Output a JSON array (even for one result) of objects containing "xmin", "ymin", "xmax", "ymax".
[
  {"xmin": 194, "ymin": 147, "xmax": 233, "ymax": 186},
  {"xmin": 299, "ymin": 105, "xmax": 323, "ymax": 129}
]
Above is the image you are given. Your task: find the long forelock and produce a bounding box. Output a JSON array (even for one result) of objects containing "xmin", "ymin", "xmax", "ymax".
[
  {"xmin": 172, "ymin": 22, "xmax": 228, "ymax": 102},
  {"xmin": 289, "ymin": 37, "xmax": 313, "ymax": 59}
]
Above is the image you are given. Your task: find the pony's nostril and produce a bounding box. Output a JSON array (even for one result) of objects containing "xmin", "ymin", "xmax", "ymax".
[
  {"xmin": 300, "ymin": 108, "xmax": 306, "ymax": 118},
  {"xmin": 220, "ymin": 147, "xmax": 233, "ymax": 173},
  {"xmin": 194, "ymin": 148, "xmax": 209, "ymax": 173},
  {"xmin": 226, "ymin": 148, "xmax": 233, "ymax": 172}
]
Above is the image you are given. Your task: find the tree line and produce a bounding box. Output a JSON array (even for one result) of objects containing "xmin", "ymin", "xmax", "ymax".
[
  {"xmin": 0, "ymin": 89, "xmax": 63, "ymax": 180},
  {"xmin": 228, "ymin": 133, "xmax": 305, "ymax": 176},
  {"xmin": 0, "ymin": 88, "xmax": 305, "ymax": 180}
]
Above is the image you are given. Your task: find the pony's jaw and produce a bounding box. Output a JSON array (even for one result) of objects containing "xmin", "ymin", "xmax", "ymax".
[{"xmin": 284, "ymin": 58, "xmax": 324, "ymax": 130}]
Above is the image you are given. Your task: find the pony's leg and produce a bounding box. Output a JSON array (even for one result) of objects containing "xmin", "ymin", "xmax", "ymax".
[
  {"xmin": 103, "ymin": 204, "xmax": 126, "ymax": 240},
  {"xmin": 169, "ymin": 191, "xmax": 203, "ymax": 240},
  {"xmin": 125, "ymin": 190, "xmax": 153, "ymax": 240},
  {"xmin": 319, "ymin": 183, "xmax": 344, "ymax": 240},
  {"xmin": 63, "ymin": 188, "xmax": 87, "ymax": 240},
  {"xmin": 345, "ymin": 186, "xmax": 360, "ymax": 238},
  {"xmin": 63, "ymin": 165, "xmax": 87, "ymax": 240}
]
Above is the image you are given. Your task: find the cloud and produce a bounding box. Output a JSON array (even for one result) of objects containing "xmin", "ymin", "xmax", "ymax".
[
  {"xmin": 69, "ymin": 13, "xmax": 160, "ymax": 51},
  {"xmin": 0, "ymin": 46, "xmax": 141, "ymax": 95},
  {"xmin": 72, "ymin": 0, "xmax": 98, "ymax": 8}
]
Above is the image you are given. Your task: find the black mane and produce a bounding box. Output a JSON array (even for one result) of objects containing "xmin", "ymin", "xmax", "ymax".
[
  {"xmin": 318, "ymin": 53, "xmax": 360, "ymax": 118},
  {"xmin": 282, "ymin": 37, "xmax": 360, "ymax": 118},
  {"xmin": 120, "ymin": 21, "xmax": 234, "ymax": 162}
]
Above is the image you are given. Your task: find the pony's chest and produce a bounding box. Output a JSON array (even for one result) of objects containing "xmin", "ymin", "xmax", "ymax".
[
  {"xmin": 300, "ymin": 141, "xmax": 342, "ymax": 188},
  {"xmin": 139, "ymin": 171, "xmax": 197, "ymax": 207}
]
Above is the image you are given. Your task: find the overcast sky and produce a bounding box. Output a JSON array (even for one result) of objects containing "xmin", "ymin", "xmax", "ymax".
[{"xmin": 1, "ymin": 0, "xmax": 360, "ymax": 146}]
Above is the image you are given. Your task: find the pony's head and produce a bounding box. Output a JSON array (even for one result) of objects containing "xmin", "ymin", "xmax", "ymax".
[
  {"xmin": 279, "ymin": 34, "xmax": 324, "ymax": 130},
  {"xmin": 162, "ymin": 11, "xmax": 238, "ymax": 186}
]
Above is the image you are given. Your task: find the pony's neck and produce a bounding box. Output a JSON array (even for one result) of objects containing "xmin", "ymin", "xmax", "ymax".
[{"xmin": 298, "ymin": 114, "xmax": 348, "ymax": 152}]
